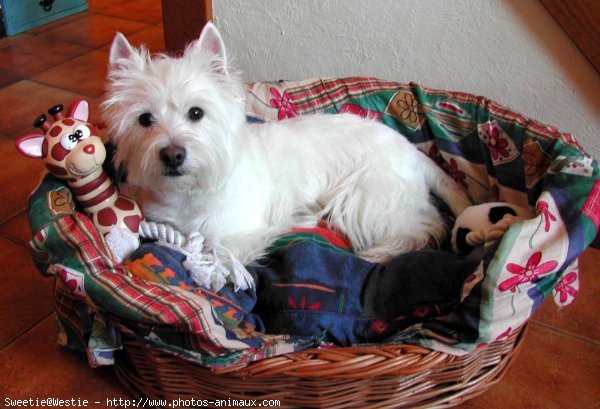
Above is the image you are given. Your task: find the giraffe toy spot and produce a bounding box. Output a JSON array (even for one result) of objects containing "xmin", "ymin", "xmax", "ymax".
[
  {"xmin": 124, "ymin": 215, "xmax": 141, "ymax": 233},
  {"xmin": 115, "ymin": 197, "xmax": 135, "ymax": 211},
  {"xmin": 62, "ymin": 119, "xmax": 75, "ymax": 126},
  {"xmin": 97, "ymin": 208, "xmax": 118, "ymax": 227},
  {"xmin": 51, "ymin": 142, "xmax": 70, "ymax": 161},
  {"xmin": 49, "ymin": 125, "xmax": 63, "ymax": 137}
]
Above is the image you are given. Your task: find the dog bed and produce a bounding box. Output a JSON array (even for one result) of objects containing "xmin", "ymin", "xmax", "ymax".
[{"xmin": 27, "ymin": 77, "xmax": 598, "ymax": 407}]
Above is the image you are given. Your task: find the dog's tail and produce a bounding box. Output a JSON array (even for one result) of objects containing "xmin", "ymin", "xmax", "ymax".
[{"xmin": 422, "ymin": 153, "xmax": 471, "ymax": 216}]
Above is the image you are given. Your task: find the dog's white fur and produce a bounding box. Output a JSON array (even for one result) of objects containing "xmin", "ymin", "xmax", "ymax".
[{"xmin": 103, "ymin": 23, "xmax": 471, "ymax": 264}]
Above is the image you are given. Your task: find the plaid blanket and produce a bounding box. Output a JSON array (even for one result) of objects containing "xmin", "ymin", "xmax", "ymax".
[{"xmin": 27, "ymin": 78, "xmax": 598, "ymax": 368}]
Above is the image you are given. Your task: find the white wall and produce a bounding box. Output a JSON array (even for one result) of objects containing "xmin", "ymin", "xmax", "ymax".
[{"xmin": 213, "ymin": 0, "xmax": 599, "ymax": 159}]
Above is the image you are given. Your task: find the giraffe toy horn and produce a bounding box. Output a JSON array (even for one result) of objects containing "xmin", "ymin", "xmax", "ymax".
[
  {"xmin": 48, "ymin": 104, "xmax": 65, "ymax": 121},
  {"xmin": 33, "ymin": 113, "xmax": 52, "ymax": 132}
]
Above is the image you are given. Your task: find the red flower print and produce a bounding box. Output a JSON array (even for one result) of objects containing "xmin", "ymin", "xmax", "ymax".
[
  {"xmin": 487, "ymin": 126, "xmax": 510, "ymax": 160},
  {"xmin": 499, "ymin": 251, "xmax": 558, "ymax": 292},
  {"xmin": 288, "ymin": 296, "xmax": 321, "ymax": 310},
  {"xmin": 555, "ymin": 271, "xmax": 578, "ymax": 303},
  {"xmin": 428, "ymin": 145, "xmax": 439, "ymax": 157},
  {"xmin": 448, "ymin": 158, "xmax": 467, "ymax": 187},
  {"xmin": 536, "ymin": 201, "xmax": 557, "ymax": 232},
  {"xmin": 371, "ymin": 319, "xmax": 389, "ymax": 334},
  {"xmin": 269, "ymin": 87, "xmax": 297, "ymax": 120},
  {"xmin": 428, "ymin": 145, "xmax": 445, "ymax": 167}
]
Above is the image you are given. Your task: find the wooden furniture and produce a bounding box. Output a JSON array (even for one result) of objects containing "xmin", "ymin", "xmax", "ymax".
[
  {"xmin": 0, "ymin": 0, "xmax": 87, "ymax": 36},
  {"xmin": 540, "ymin": 0, "xmax": 600, "ymax": 73},
  {"xmin": 161, "ymin": 0, "xmax": 212, "ymax": 55}
]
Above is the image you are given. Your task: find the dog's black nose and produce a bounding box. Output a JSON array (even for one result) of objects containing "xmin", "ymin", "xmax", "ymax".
[{"xmin": 159, "ymin": 145, "xmax": 186, "ymax": 170}]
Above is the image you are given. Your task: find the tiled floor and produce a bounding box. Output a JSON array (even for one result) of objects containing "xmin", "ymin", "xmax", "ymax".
[{"xmin": 0, "ymin": 1, "xmax": 598, "ymax": 407}]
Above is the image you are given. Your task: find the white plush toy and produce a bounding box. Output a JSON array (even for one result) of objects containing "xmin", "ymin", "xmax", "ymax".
[{"xmin": 451, "ymin": 202, "xmax": 535, "ymax": 260}]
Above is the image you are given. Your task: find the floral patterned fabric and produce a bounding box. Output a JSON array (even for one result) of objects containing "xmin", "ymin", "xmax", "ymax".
[
  {"xmin": 245, "ymin": 77, "xmax": 598, "ymax": 353},
  {"xmin": 27, "ymin": 78, "xmax": 598, "ymax": 366}
]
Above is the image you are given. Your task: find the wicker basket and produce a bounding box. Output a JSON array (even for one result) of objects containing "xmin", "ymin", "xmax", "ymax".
[
  {"xmin": 114, "ymin": 326, "xmax": 526, "ymax": 408},
  {"xmin": 28, "ymin": 78, "xmax": 598, "ymax": 409}
]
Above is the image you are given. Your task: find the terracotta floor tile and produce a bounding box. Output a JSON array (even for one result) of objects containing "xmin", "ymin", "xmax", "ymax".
[
  {"xmin": 89, "ymin": 97, "xmax": 112, "ymax": 141},
  {"xmin": 101, "ymin": 24, "xmax": 166, "ymax": 55},
  {"xmin": 0, "ymin": 238, "xmax": 54, "ymax": 348},
  {"xmin": 31, "ymin": 50, "xmax": 110, "ymax": 98},
  {"xmin": 0, "ymin": 210, "xmax": 32, "ymax": 247},
  {"xmin": 0, "ymin": 35, "xmax": 90, "ymax": 78},
  {"xmin": 0, "ymin": 33, "xmax": 37, "ymax": 49},
  {"xmin": 41, "ymin": 14, "xmax": 150, "ymax": 49},
  {"xmin": 532, "ymin": 247, "xmax": 600, "ymax": 342},
  {"xmin": 0, "ymin": 315, "xmax": 130, "ymax": 400},
  {"xmin": 0, "ymin": 67, "xmax": 22, "ymax": 88},
  {"xmin": 88, "ymin": 0, "xmax": 130, "ymax": 11},
  {"xmin": 87, "ymin": 95, "xmax": 108, "ymax": 122},
  {"xmin": 0, "ymin": 80, "xmax": 87, "ymax": 138},
  {"xmin": 25, "ymin": 11, "xmax": 88, "ymax": 36},
  {"xmin": 462, "ymin": 324, "xmax": 600, "ymax": 409},
  {"xmin": 95, "ymin": 0, "xmax": 163, "ymax": 25},
  {"xmin": 0, "ymin": 139, "xmax": 48, "ymax": 222}
]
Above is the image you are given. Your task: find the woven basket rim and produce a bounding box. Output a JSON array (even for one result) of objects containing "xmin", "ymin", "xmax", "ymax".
[
  {"xmin": 117, "ymin": 325, "xmax": 526, "ymax": 379},
  {"xmin": 112, "ymin": 325, "xmax": 528, "ymax": 408}
]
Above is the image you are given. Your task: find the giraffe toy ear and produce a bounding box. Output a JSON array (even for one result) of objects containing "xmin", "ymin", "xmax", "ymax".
[
  {"xmin": 15, "ymin": 134, "xmax": 45, "ymax": 158},
  {"xmin": 68, "ymin": 99, "xmax": 90, "ymax": 122}
]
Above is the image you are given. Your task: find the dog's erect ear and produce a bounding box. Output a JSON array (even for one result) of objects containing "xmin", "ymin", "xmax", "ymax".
[
  {"xmin": 109, "ymin": 33, "xmax": 136, "ymax": 67},
  {"xmin": 195, "ymin": 22, "xmax": 228, "ymax": 75}
]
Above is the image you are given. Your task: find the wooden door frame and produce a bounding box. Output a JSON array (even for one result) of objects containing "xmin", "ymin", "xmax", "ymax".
[{"xmin": 162, "ymin": 0, "xmax": 212, "ymax": 55}]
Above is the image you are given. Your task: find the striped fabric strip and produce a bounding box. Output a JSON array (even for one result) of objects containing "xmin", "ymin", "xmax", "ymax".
[
  {"xmin": 286, "ymin": 77, "xmax": 403, "ymax": 113},
  {"xmin": 417, "ymin": 85, "xmax": 586, "ymax": 153},
  {"xmin": 54, "ymin": 277, "xmax": 88, "ymax": 347},
  {"xmin": 52, "ymin": 214, "xmax": 258, "ymax": 355}
]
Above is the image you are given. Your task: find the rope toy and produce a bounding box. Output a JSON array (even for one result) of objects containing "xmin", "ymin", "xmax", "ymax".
[
  {"xmin": 451, "ymin": 202, "xmax": 535, "ymax": 260},
  {"xmin": 139, "ymin": 221, "xmax": 254, "ymax": 291}
]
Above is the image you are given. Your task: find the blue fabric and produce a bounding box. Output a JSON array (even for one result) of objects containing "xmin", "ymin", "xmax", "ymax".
[{"xmin": 128, "ymin": 237, "xmax": 476, "ymax": 346}]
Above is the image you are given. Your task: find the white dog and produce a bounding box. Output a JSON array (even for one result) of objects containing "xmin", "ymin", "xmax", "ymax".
[{"xmin": 102, "ymin": 23, "xmax": 470, "ymax": 265}]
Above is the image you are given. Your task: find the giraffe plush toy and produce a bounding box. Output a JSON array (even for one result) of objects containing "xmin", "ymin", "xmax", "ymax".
[{"xmin": 15, "ymin": 99, "xmax": 142, "ymax": 262}]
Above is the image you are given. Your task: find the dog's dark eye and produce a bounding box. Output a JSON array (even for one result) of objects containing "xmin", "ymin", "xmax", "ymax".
[
  {"xmin": 188, "ymin": 107, "xmax": 204, "ymax": 122},
  {"xmin": 138, "ymin": 112, "xmax": 154, "ymax": 127}
]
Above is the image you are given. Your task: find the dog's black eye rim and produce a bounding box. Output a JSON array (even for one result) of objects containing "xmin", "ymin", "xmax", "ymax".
[
  {"xmin": 138, "ymin": 112, "xmax": 154, "ymax": 127},
  {"xmin": 188, "ymin": 106, "xmax": 204, "ymax": 122}
]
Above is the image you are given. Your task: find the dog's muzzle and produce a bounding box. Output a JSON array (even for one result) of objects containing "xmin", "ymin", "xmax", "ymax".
[{"xmin": 159, "ymin": 145, "xmax": 186, "ymax": 176}]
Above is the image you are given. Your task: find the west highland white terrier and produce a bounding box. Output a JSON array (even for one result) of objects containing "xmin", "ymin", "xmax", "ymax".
[{"xmin": 102, "ymin": 23, "xmax": 471, "ymax": 265}]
